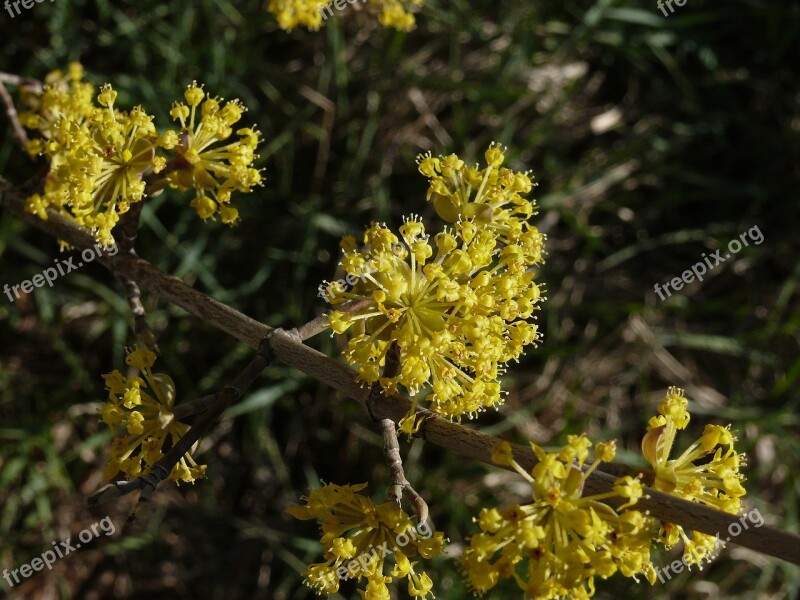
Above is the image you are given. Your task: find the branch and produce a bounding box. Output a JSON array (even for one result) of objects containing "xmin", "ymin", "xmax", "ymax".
[
  {"xmin": 0, "ymin": 72, "xmax": 40, "ymax": 152},
  {"xmin": 3, "ymin": 185, "xmax": 800, "ymax": 566},
  {"xmin": 367, "ymin": 345, "xmax": 429, "ymax": 522},
  {"xmin": 115, "ymin": 268, "xmax": 159, "ymax": 352}
]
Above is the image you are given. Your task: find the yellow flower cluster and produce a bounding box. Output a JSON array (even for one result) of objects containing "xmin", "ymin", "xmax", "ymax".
[
  {"xmin": 417, "ymin": 143, "xmax": 545, "ymax": 268},
  {"xmin": 267, "ymin": 0, "xmax": 329, "ymax": 30},
  {"xmin": 462, "ymin": 389, "xmax": 749, "ymax": 597},
  {"xmin": 325, "ymin": 215, "xmax": 543, "ymax": 420},
  {"xmin": 100, "ymin": 347, "xmax": 206, "ymax": 485},
  {"xmin": 286, "ymin": 482, "xmax": 446, "ymax": 599},
  {"xmin": 21, "ymin": 65, "xmax": 159, "ymax": 245},
  {"xmin": 371, "ymin": 0, "xmax": 422, "ymax": 30},
  {"xmin": 642, "ymin": 386, "xmax": 747, "ymax": 565},
  {"xmin": 462, "ymin": 437, "xmax": 655, "ymax": 599},
  {"xmin": 20, "ymin": 64, "xmax": 263, "ymax": 245},
  {"xmin": 267, "ymin": 0, "xmax": 422, "ymax": 31},
  {"xmin": 162, "ymin": 81, "xmax": 263, "ymax": 224}
]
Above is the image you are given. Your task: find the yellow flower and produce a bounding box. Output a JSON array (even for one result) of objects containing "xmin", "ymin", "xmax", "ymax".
[
  {"xmin": 641, "ymin": 386, "xmax": 747, "ymax": 565},
  {"xmin": 20, "ymin": 66, "xmax": 159, "ymax": 245},
  {"xmin": 372, "ymin": 0, "xmax": 422, "ymax": 30},
  {"xmin": 462, "ymin": 435, "xmax": 655, "ymax": 598},
  {"xmin": 165, "ymin": 82, "xmax": 264, "ymax": 224},
  {"xmin": 267, "ymin": 0, "xmax": 328, "ymax": 30},
  {"xmin": 417, "ymin": 143, "xmax": 546, "ymax": 268},
  {"xmin": 100, "ymin": 347, "xmax": 206, "ymax": 485},
  {"xmin": 267, "ymin": 0, "xmax": 422, "ymax": 31},
  {"xmin": 286, "ymin": 482, "xmax": 445, "ymax": 598},
  {"xmin": 19, "ymin": 62, "xmax": 95, "ymax": 154},
  {"xmin": 326, "ymin": 216, "xmax": 543, "ymax": 420}
]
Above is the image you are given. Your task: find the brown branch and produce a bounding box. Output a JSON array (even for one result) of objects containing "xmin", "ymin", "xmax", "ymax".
[
  {"xmin": 366, "ymin": 344, "xmax": 428, "ymax": 521},
  {"xmin": 0, "ymin": 73, "xmax": 42, "ymax": 151},
  {"xmin": 115, "ymin": 268, "xmax": 159, "ymax": 352},
  {"xmin": 3, "ymin": 185, "xmax": 800, "ymax": 566},
  {"xmin": 293, "ymin": 311, "xmax": 332, "ymax": 340},
  {"xmin": 115, "ymin": 200, "xmax": 160, "ymax": 351},
  {"xmin": 118, "ymin": 202, "xmax": 145, "ymax": 254},
  {"xmin": 0, "ymin": 73, "xmax": 42, "ymax": 90},
  {"xmin": 0, "ymin": 79, "xmax": 29, "ymax": 151},
  {"xmin": 172, "ymin": 393, "xmax": 219, "ymax": 421}
]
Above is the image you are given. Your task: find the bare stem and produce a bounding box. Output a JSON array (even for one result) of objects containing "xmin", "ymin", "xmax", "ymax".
[
  {"xmin": 0, "ymin": 80, "xmax": 29, "ymax": 151},
  {"xmin": 172, "ymin": 393, "xmax": 219, "ymax": 421},
  {"xmin": 294, "ymin": 312, "xmax": 332, "ymax": 340},
  {"xmin": 0, "ymin": 72, "xmax": 43, "ymax": 90},
  {"xmin": 367, "ymin": 344, "xmax": 429, "ymax": 521},
  {"xmin": 116, "ymin": 269, "xmax": 159, "ymax": 352},
  {"xmin": 0, "ymin": 73, "xmax": 42, "ymax": 151}
]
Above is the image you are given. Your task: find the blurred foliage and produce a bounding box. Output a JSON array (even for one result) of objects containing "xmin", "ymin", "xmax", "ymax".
[{"xmin": 0, "ymin": 0, "xmax": 798, "ymax": 598}]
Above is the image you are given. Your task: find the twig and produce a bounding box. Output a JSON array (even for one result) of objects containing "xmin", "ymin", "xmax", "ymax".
[
  {"xmin": 0, "ymin": 73, "xmax": 42, "ymax": 152},
  {"xmin": 4, "ymin": 186, "xmax": 800, "ymax": 566},
  {"xmin": 118, "ymin": 202, "xmax": 145, "ymax": 255},
  {"xmin": 368, "ymin": 344, "xmax": 429, "ymax": 522},
  {"xmin": 294, "ymin": 312, "xmax": 333, "ymax": 340},
  {"xmin": 115, "ymin": 199, "xmax": 160, "ymax": 351},
  {"xmin": 172, "ymin": 393, "xmax": 219, "ymax": 421},
  {"xmin": 0, "ymin": 72, "xmax": 43, "ymax": 90},
  {"xmin": 0, "ymin": 79, "xmax": 29, "ymax": 151},
  {"xmin": 116, "ymin": 270, "xmax": 159, "ymax": 352}
]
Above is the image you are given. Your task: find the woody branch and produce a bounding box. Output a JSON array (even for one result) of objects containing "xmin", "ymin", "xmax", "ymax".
[{"xmin": 2, "ymin": 185, "xmax": 799, "ymax": 566}]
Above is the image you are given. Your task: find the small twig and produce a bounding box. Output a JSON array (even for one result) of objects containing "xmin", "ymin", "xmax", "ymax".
[
  {"xmin": 118, "ymin": 202, "xmax": 144, "ymax": 255},
  {"xmin": 0, "ymin": 72, "xmax": 42, "ymax": 90},
  {"xmin": 295, "ymin": 299, "xmax": 374, "ymax": 340},
  {"xmin": 294, "ymin": 312, "xmax": 333, "ymax": 340},
  {"xmin": 115, "ymin": 200, "xmax": 161, "ymax": 351},
  {"xmin": 0, "ymin": 73, "xmax": 41, "ymax": 152},
  {"xmin": 379, "ymin": 418, "xmax": 407, "ymax": 505},
  {"xmin": 116, "ymin": 270, "xmax": 159, "ymax": 352},
  {"xmin": 0, "ymin": 79, "xmax": 29, "ymax": 151},
  {"xmin": 368, "ymin": 345, "xmax": 430, "ymax": 523},
  {"xmin": 172, "ymin": 393, "xmax": 219, "ymax": 421}
]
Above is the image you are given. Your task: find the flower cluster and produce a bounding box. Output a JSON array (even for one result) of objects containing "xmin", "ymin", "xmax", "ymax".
[
  {"xmin": 162, "ymin": 82, "xmax": 263, "ymax": 224},
  {"xmin": 461, "ymin": 389, "xmax": 750, "ymax": 598},
  {"xmin": 20, "ymin": 64, "xmax": 263, "ymax": 245},
  {"xmin": 642, "ymin": 386, "xmax": 747, "ymax": 565},
  {"xmin": 286, "ymin": 482, "xmax": 446, "ymax": 599},
  {"xmin": 267, "ymin": 0, "xmax": 423, "ymax": 31},
  {"xmin": 100, "ymin": 347, "xmax": 206, "ymax": 484},
  {"xmin": 417, "ymin": 143, "xmax": 545, "ymax": 268},
  {"xmin": 325, "ymin": 215, "xmax": 543, "ymax": 421},
  {"xmin": 324, "ymin": 144, "xmax": 545, "ymax": 422},
  {"xmin": 462, "ymin": 437, "xmax": 655, "ymax": 599}
]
